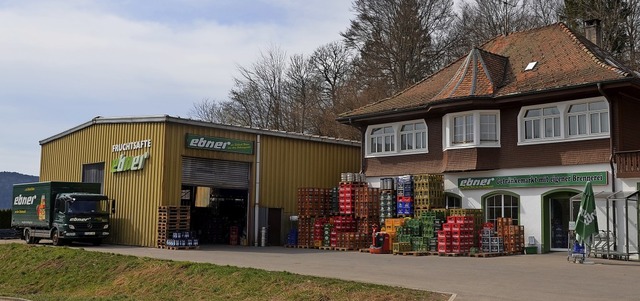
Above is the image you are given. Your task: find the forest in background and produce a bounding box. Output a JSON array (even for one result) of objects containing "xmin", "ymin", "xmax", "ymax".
[{"xmin": 189, "ymin": 0, "xmax": 640, "ymax": 141}]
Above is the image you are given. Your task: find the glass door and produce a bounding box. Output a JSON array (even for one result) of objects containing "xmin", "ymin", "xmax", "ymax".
[{"xmin": 549, "ymin": 198, "xmax": 570, "ymax": 251}]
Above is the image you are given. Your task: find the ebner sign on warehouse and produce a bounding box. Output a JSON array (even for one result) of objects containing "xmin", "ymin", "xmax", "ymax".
[
  {"xmin": 458, "ymin": 171, "xmax": 607, "ymax": 190},
  {"xmin": 186, "ymin": 134, "xmax": 254, "ymax": 155}
]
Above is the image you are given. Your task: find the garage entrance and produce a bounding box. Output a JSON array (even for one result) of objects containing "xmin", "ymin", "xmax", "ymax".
[{"xmin": 181, "ymin": 157, "xmax": 250, "ymax": 245}]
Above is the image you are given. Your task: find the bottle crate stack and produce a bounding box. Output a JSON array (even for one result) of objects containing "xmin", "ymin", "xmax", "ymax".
[
  {"xmin": 297, "ymin": 187, "xmax": 331, "ymax": 248},
  {"xmin": 339, "ymin": 182, "xmax": 368, "ymax": 215},
  {"xmin": 496, "ymin": 217, "xmax": 525, "ymax": 254},
  {"xmin": 437, "ymin": 215, "xmax": 475, "ymax": 254},
  {"xmin": 449, "ymin": 209, "xmax": 483, "ymax": 248},
  {"xmin": 334, "ymin": 232, "xmax": 369, "ymax": 250},
  {"xmin": 157, "ymin": 206, "xmax": 196, "ymax": 249},
  {"xmin": 480, "ymin": 222, "xmax": 504, "ymax": 253},
  {"xmin": 355, "ymin": 187, "xmax": 380, "ymax": 219},
  {"xmin": 379, "ymin": 189, "xmax": 396, "ymax": 225},
  {"xmin": 329, "ymin": 187, "xmax": 340, "ymax": 216},
  {"xmin": 314, "ymin": 218, "xmax": 330, "ymax": 247},
  {"xmin": 286, "ymin": 228, "xmax": 298, "ymax": 246},
  {"xmin": 298, "ymin": 188, "xmax": 330, "ymax": 217},
  {"xmin": 416, "ymin": 211, "xmax": 444, "ymax": 252},
  {"xmin": 413, "ymin": 174, "xmax": 445, "ymax": 212},
  {"xmin": 396, "ymin": 175, "xmax": 414, "ymax": 216}
]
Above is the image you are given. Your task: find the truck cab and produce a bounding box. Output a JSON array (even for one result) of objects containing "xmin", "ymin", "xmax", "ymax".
[{"xmin": 50, "ymin": 193, "xmax": 112, "ymax": 246}]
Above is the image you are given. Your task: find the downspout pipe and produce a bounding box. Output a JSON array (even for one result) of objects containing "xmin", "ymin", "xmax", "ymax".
[
  {"xmin": 598, "ymin": 83, "xmax": 617, "ymax": 248},
  {"xmin": 254, "ymin": 134, "xmax": 261, "ymax": 246}
]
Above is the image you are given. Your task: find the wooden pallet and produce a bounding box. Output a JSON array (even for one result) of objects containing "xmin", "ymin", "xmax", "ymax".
[
  {"xmin": 319, "ymin": 246, "xmax": 333, "ymax": 250},
  {"xmin": 157, "ymin": 245, "xmax": 199, "ymax": 250},
  {"xmin": 469, "ymin": 252, "xmax": 506, "ymax": 258},
  {"xmin": 359, "ymin": 248, "xmax": 370, "ymax": 253},
  {"xmin": 438, "ymin": 252, "xmax": 468, "ymax": 257},
  {"xmin": 393, "ymin": 251, "xmax": 429, "ymax": 256},
  {"xmin": 333, "ymin": 247, "xmax": 351, "ymax": 252}
]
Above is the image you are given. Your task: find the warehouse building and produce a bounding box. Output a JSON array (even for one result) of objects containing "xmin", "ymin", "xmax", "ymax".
[
  {"xmin": 39, "ymin": 115, "xmax": 361, "ymax": 247},
  {"xmin": 338, "ymin": 22, "xmax": 640, "ymax": 257}
]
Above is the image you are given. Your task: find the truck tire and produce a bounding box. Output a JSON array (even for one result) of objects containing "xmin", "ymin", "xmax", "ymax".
[
  {"xmin": 51, "ymin": 230, "xmax": 65, "ymax": 246},
  {"xmin": 24, "ymin": 229, "xmax": 36, "ymax": 244}
]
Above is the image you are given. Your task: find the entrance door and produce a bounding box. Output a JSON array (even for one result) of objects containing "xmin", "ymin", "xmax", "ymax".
[{"xmin": 549, "ymin": 198, "xmax": 570, "ymax": 251}]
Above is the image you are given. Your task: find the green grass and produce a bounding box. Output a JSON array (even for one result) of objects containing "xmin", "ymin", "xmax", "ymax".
[{"xmin": 0, "ymin": 243, "xmax": 449, "ymax": 301}]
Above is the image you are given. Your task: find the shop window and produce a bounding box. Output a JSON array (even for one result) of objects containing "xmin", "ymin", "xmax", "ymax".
[
  {"xmin": 366, "ymin": 120, "xmax": 428, "ymax": 157},
  {"xmin": 484, "ymin": 193, "xmax": 519, "ymax": 226},
  {"xmin": 446, "ymin": 194, "xmax": 462, "ymax": 209},
  {"xmin": 444, "ymin": 110, "xmax": 500, "ymax": 149}
]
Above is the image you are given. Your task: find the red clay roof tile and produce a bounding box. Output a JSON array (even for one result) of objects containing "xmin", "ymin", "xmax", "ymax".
[{"xmin": 340, "ymin": 23, "xmax": 633, "ymax": 119}]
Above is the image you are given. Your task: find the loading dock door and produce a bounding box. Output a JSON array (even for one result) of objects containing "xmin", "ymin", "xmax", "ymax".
[{"xmin": 182, "ymin": 157, "xmax": 250, "ymax": 189}]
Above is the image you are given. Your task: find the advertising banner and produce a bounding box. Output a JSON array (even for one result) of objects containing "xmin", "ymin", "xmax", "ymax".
[
  {"xmin": 458, "ymin": 171, "xmax": 607, "ymax": 190},
  {"xmin": 186, "ymin": 134, "xmax": 254, "ymax": 155}
]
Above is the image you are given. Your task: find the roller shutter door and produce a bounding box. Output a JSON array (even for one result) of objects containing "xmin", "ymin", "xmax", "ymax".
[{"xmin": 182, "ymin": 157, "xmax": 250, "ymax": 189}]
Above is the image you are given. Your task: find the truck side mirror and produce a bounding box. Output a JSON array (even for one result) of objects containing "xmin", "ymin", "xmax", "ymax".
[{"xmin": 111, "ymin": 199, "xmax": 116, "ymax": 214}]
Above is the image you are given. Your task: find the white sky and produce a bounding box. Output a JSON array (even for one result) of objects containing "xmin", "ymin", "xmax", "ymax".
[{"xmin": 0, "ymin": 0, "xmax": 354, "ymax": 176}]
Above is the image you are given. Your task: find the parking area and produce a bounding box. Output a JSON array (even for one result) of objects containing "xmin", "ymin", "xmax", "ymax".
[{"xmin": 58, "ymin": 242, "xmax": 640, "ymax": 301}]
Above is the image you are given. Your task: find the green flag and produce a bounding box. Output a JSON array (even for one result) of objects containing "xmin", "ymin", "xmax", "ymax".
[{"xmin": 575, "ymin": 181, "xmax": 599, "ymax": 244}]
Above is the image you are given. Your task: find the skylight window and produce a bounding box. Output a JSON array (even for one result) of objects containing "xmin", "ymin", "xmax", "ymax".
[{"xmin": 525, "ymin": 62, "xmax": 538, "ymax": 71}]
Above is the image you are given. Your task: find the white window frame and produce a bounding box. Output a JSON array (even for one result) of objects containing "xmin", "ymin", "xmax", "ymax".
[
  {"xmin": 443, "ymin": 110, "xmax": 501, "ymax": 150},
  {"xmin": 365, "ymin": 120, "xmax": 428, "ymax": 157},
  {"xmin": 518, "ymin": 96, "xmax": 609, "ymax": 145}
]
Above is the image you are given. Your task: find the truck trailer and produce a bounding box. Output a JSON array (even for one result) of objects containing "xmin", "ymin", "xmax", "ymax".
[{"xmin": 11, "ymin": 181, "xmax": 114, "ymax": 246}]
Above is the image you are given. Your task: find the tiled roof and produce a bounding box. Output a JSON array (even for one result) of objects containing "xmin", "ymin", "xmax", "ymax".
[{"xmin": 340, "ymin": 23, "xmax": 635, "ymax": 119}]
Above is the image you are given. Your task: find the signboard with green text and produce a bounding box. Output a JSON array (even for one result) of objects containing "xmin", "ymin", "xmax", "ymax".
[
  {"xmin": 458, "ymin": 171, "xmax": 607, "ymax": 190},
  {"xmin": 185, "ymin": 134, "xmax": 254, "ymax": 155}
]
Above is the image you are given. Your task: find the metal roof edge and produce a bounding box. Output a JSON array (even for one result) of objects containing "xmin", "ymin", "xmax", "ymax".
[{"xmin": 40, "ymin": 115, "xmax": 360, "ymax": 147}]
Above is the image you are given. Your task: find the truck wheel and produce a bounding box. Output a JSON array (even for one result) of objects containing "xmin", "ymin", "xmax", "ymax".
[
  {"xmin": 52, "ymin": 231, "xmax": 65, "ymax": 246},
  {"xmin": 24, "ymin": 229, "xmax": 36, "ymax": 244}
]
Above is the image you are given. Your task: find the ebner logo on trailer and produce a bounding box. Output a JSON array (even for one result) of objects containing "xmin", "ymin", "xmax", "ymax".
[
  {"xmin": 14, "ymin": 194, "xmax": 37, "ymax": 205},
  {"xmin": 185, "ymin": 134, "xmax": 254, "ymax": 155}
]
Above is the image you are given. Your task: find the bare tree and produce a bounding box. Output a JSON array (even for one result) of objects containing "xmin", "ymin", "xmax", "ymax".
[
  {"xmin": 342, "ymin": 0, "xmax": 457, "ymax": 94},
  {"xmin": 623, "ymin": 0, "xmax": 640, "ymax": 70},
  {"xmin": 284, "ymin": 53, "xmax": 322, "ymax": 134},
  {"xmin": 562, "ymin": 0, "xmax": 630, "ymax": 55},
  {"xmin": 528, "ymin": 0, "xmax": 565, "ymax": 27}
]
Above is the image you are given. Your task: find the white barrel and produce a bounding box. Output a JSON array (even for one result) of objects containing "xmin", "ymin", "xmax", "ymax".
[{"xmin": 260, "ymin": 226, "xmax": 267, "ymax": 247}]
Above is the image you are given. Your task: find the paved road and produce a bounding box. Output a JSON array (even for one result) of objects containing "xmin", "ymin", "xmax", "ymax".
[{"xmin": 4, "ymin": 240, "xmax": 640, "ymax": 300}]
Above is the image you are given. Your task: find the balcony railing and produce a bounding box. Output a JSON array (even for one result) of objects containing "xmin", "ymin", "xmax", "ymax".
[{"xmin": 615, "ymin": 150, "xmax": 640, "ymax": 178}]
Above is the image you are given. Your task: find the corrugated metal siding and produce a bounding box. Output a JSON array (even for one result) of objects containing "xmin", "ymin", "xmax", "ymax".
[
  {"xmin": 41, "ymin": 122, "xmax": 166, "ymax": 247},
  {"xmin": 40, "ymin": 118, "xmax": 360, "ymax": 247},
  {"xmin": 258, "ymin": 135, "xmax": 361, "ymax": 217},
  {"xmin": 182, "ymin": 157, "xmax": 250, "ymax": 188}
]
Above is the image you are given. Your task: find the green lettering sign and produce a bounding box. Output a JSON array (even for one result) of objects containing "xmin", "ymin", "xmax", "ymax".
[
  {"xmin": 185, "ymin": 134, "xmax": 254, "ymax": 155},
  {"xmin": 458, "ymin": 171, "xmax": 607, "ymax": 190},
  {"xmin": 111, "ymin": 152, "xmax": 149, "ymax": 173}
]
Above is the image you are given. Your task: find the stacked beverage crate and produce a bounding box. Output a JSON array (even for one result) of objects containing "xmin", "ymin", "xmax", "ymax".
[
  {"xmin": 413, "ymin": 174, "xmax": 445, "ymax": 217},
  {"xmin": 396, "ymin": 175, "xmax": 414, "ymax": 216},
  {"xmin": 480, "ymin": 222, "xmax": 504, "ymax": 253},
  {"xmin": 438, "ymin": 215, "xmax": 475, "ymax": 254},
  {"xmin": 322, "ymin": 222, "xmax": 333, "ymax": 247},
  {"xmin": 496, "ymin": 217, "xmax": 525, "ymax": 254},
  {"xmin": 449, "ymin": 209, "xmax": 483, "ymax": 248},
  {"xmin": 416, "ymin": 211, "xmax": 444, "ymax": 252},
  {"xmin": 296, "ymin": 188, "xmax": 330, "ymax": 247},
  {"xmin": 286, "ymin": 228, "xmax": 298, "ymax": 246},
  {"xmin": 379, "ymin": 179, "xmax": 396, "ymax": 226},
  {"xmin": 329, "ymin": 187, "xmax": 340, "ymax": 216},
  {"xmin": 339, "ymin": 182, "xmax": 367, "ymax": 215}
]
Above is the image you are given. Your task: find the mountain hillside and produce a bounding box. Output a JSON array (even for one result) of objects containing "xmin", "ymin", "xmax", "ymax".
[{"xmin": 0, "ymin": 172, "xmax": 39, "ymax": 209}]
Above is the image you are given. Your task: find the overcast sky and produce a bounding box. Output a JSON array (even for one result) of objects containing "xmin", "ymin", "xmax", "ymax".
[{"xmin": 0, "ymin": 0, "xmax": 354, "ymax": 176}]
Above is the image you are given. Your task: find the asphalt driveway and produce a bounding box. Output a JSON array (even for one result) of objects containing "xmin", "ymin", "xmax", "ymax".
[{"xmin": 88, "ymin": 244, "xmax": 639, "ymax": 301}]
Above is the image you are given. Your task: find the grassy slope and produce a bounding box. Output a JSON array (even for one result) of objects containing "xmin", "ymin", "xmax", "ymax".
[{"xmin": 0, "ymin": 243, "xmax": 449, "ymax": 301}]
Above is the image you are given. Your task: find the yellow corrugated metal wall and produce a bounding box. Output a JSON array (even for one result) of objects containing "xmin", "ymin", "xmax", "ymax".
[
  {"xmin": 258, "ymin": 135, "xmax": 361, "ymax": 216},
  {"xmin": 40, "ymin": 118, "xmax": 361, "ymax": 247},
  {"xmin": 40, "ymin": 122, "xmax": 166, "ymax": 247}
]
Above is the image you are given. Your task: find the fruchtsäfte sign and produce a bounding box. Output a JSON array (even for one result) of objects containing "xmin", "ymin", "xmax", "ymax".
[
  {"xmin": 458, "ymin": 171, "xmax": 607, "ymax": 190},
  {"xmin": 186, "ymin": 134, "xmax": 254, "ymax": 155}
]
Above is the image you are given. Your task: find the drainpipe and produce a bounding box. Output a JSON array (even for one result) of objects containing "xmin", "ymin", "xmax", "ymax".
[
  {"xmin": 254, "ymin": 134, "xmax": 261, "ymax": 246},
  {"xmin": 598, "ymin": 83, "xmax": 617, "ymax": 248}
]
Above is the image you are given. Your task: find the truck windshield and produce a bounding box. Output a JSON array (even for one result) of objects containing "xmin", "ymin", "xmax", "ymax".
[{"xmin": 68, "ymin": 200, "xmax": 109, "ymax": 214}]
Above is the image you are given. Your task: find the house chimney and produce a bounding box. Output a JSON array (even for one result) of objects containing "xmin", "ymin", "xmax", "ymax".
[{"xmin": 584, "ymin": 19, "xmax": 602, "ymax": 47}]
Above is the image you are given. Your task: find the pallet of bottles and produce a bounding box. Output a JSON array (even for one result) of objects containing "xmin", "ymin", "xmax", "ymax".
[
  {"xmin": 379, "ymin": 189, "xmax": 396, "ymax": 225},
  {"xmin": 413, "ymin": 174, "xmax": 445, "ymax": 209},
  {"xmin": 338, "ymin": 182, "xmax": 369, "ymax": 215},
  {"xmin": 495, "ymin": 217, "xmax": 525, "ymax": 254},
  {"xmin": 354, "ymin": 187, "xmax": 381, "ymax": 219},
  {"xmin": 158, "ymin": 230, "xmax": 199, "ymax": 250},
  {"xmin": 329, "ymin": 187, "xmax": 340, "ymax": 215},
  {"xmin": 340, "ymin": 172, "xmax": 367, "ymax": 183},
  {"xmin": 296, "ymin": 217, "xmax": 314, "ymax": 248},
  {"xmin": 382, "ymin": 217, "xmax": 406, "ymax": 234},
  {"xmin": 297, "ymin": 187, "xmax": 330, "ymax": 217},
  {"xmin": 396, "ymin": 175, "xmax": 414, "ymax": 198},
  {"xmin": 396, "ymin": 196, "xmax": 414, "ymax": 216},
  {"xmin": 332, "ymin": 231, "xmax": 370, "ymax": 250}
]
